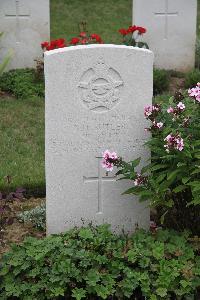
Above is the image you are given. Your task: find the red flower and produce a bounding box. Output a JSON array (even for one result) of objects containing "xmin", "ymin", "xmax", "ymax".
[
  {"xmin": 137, "ymin": 26, "xmax": 147, "ymax": 34},
  {"xmin": 127, "ymin": 25, "xmax": 138, "ymax": 33},
  {"xmin": 81, "ymin": 38, "xmax": 89, "ymax": 44},
  {"xmin": 46, "ymin": 44, "xmax": 55, "ymax": 51},
  {"xmin": 79, "ymin": 31, "xmax": 87, "ymax": 38},
  {"xmin": 44, "ymin": 38, "xmax": 66, "ymax": 51},
  {"xmin": 41, "ymin": 41, "xmax": 49, "ymax": 49},
  {"xmin": 118, "ymin": 28, "xmax": 127, "ymax": 36},
  {"xmin": 70, "ymin": 37, "xmax": 80, "ymax": 45},
  {"xmin": 90, "ymin": 33, "xmax": 102, "ymax": 43},
  {"xmin": 55, "ymin": 38, "xmax": 66, "ymax": 48}
]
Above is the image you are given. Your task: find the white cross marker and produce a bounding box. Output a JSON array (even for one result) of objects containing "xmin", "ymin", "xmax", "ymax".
[
  {"xmin": 154, "ymin": 0, "xmax": 178, "ymax": 39},
  {"xmin": 5, "ymin": 0, "xmax": 30, "ymax": 43},
  {"xmin": 83, "ymin": 157, "xmax": 116, "ymax": 214}
]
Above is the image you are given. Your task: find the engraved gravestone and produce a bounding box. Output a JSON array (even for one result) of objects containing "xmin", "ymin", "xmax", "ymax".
[
  {"xmin": 0, "ymin": 0, "xmax": 50, "ymax": 69},
  {"xmin": 133, "ymin": 0, "xmax": 197, "ymax": 71},
  {"xmin": 45, "ymin": 44, "xmax": 153, "ymax": 234}
]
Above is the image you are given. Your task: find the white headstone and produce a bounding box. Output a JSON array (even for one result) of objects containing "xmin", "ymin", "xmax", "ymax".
[
  {"xmin": 45, "ymin": 44, "xmax": 153, "ymax": 234},
  {"xmin": 0, "ymin": 0, "xmax": 50, "ymax": 69},
  {"xmin": 133, "ymin": 0, "xmax": 197, "ymax": 71}
]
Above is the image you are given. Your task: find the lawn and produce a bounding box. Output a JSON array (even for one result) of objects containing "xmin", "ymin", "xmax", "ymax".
[
  {"xmin": 50, "ymin": 0, "xmax": 132, "ymax": 43},
  {"xmin": 0, "ymin": 0, "xmax": 200, "ymax": 195},
  {"xmin": 0, "ymin": 97, "xmax": 44, "ymax": 195},
  {"xmin": 50, "ymin": 0, "xmax": 200, "ymax": 40}
]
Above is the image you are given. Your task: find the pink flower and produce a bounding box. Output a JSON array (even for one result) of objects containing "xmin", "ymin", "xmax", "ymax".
[
  {"xmin": 188, "ymin": 83, "xmax": 200, "ymax": 103},
  {"xmin": 101, "ymin": 150, "xmax": 118, "ymax": 172},
  {"xmin": 152, "ymin": 120, "xmax": 163, "ymax": 129},
  {"xmin": 167, "ymin": 107, "xmax": 174, "ymax": 114},
  {"xmin": 175, "ymin": 137, "xmax": 184, "ymax": 151},
  {"xmin": 156, "ymin": 122, "xmax": 163, "ymax": 129},
  {"xmin": 144, "ymin": 104, "xmax": 160, "ymax": 119},
  {"xmin": 101, "ymin": 160, "xmax": 114, "ymax": 172},
  {"xmin": 164, "ymin": 134, "xmax": 174, "ymax": 143},
  {"xmin": 133, "ymin": 173, "xmax": 147, "ymax": 186},
  {"xmin": 164, "ymin": 134, "xmax": 184, "ymax": 152},
  {"xmin": 144, "ymin": 105, "xmax": 152, "ymax": 117},
  {"xmin": 177, "ymin": 102, "xmax": 185, "ymax": 111}
]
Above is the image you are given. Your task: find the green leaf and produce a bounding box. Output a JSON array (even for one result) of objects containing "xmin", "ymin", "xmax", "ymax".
[
  {"xmin": 191, "ymin": 168, "xmax": 200, "ymax": 175},
  {"xmin": 72, "ymin": 288, "xmax": 86, "ymax": 300},
  {"xmin": 167, "ymin": 169, "xmax": 180, "ymax": 181},
  {"xmin": 78, "ymin": 228, "xmax": 93, "ymax": 239},
  {"xmin": 122, "ymin": 187, "xmax": 137, "ymax": 195},
  {"xmin": 86, "ymin": 269, "xmax": 100, "ymax": 286},
  {"xmin": 130, "ymin": 157, "xmax": 141, "ymax": 168},
  {"xmin": 173, "ymin": 185, "xmax": 188, "ymax": 193},
  {"xmin": 182, "ymin": 177, "xmax": 190, "ymax": 184},
  {"xmin": 187, "ymin": 181, "xmax": 200, "ymax": 187},
  {"xmin": 160, "ymin": 210, "xmax": 168, "ymax": 224},
  {"xmin": 150, "ymin": 164, "xmax": 168, "ymax": 172},
  {"xmin": 156, "ymin": 287, "xmax": 167, "ymax": 297},
  {"xmin": 177, "ymin": 162, "xmax": 186, "ymax": 167},
  {"xmin": 187, "ymin": 197, "xmax": 200, "ymax": 206},
  {"xmin": 150, "ymin": 295, "xmax": 158, "ymax": 300},
  {"xmin": 155, "ymin": 173, "xmax": 166, "ymax": 184},
  {"xmin": 180, "ymin": 280, "xmax": 191, "ymax": 288}
]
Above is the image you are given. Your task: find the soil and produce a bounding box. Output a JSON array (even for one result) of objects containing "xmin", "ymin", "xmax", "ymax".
[
  {"xmin": 0, "ymin": 197, "xmax": 45, "ymax": 258},
  {"xmin": 0, "ymin": 90, "xmax": 15, "ymax": 101}
]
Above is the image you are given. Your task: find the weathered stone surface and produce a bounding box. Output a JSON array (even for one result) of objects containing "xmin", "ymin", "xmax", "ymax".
[
  {"xmin": 45, "ymin": 44, "xmax": 153, "ymax": 234},
  {"xmin": 0, "ymin": 0, "xmax": 50, "ymax": 69},
  {"xmin": 133, "ymin": 0, "xmax": 197, "ymax": 71}
]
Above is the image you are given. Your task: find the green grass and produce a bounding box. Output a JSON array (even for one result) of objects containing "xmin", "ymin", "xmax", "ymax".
[
  {"xmin": 0, "ymin": 0, "xmax": 200, "ymax": 195},
  {"xmin": 50, "ymin": 0, "xmax": 200, "ymax": 40},
  {"xmin": 50, "ymin": 0, "xmax": 132, "ymax": 43},
  {"xmin": 0, "ymin": 98, "xmax": 45, "ymax": 195}
]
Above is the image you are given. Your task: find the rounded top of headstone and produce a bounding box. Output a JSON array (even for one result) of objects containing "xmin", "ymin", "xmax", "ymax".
[{"xmin": 44, "ymin": 44, "xmax": 153, "ymax": 57}]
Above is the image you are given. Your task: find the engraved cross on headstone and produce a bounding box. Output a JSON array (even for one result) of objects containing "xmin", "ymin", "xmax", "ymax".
[
  {"xmin": 5, "ymin": 0, "xmax": 30, "ymax": 43},
  {"xmin": 83, "ymin": 157, "xmax": 116, "ymax": 214},
  {"xmin": 154, "ymin": 0, "xmax": 178, "ymax": 39}
]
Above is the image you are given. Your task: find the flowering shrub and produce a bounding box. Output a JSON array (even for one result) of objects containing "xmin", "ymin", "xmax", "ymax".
[
  {"xmin": 118, "ymin": 25, "xmax": 148, "ymax": 49},
  {"xmin": 102, "ymin": 85, "xmax": 200, "ymax": 233},
  {"xmin": 41, "ymin": 32, "xmax": 103, "ymax": 52}
]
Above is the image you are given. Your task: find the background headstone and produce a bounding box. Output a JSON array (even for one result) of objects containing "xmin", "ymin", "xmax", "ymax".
[
  {"xmin": 45, "ymin": 44, "xmax": 153, "ymax": 235},
  {"xmin": 0, "ymin": 0, "xmax": 50, "ymax": 69},
  {"xmin": 133, "ymin": 0, "xmax": 197, "ymax": 71}
]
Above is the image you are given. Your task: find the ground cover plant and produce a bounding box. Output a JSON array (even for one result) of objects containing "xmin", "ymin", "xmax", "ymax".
[
  {"xmin": 18, "ymin": 202, "xmax": 46, "ymax": 231},
  {"xmin": 0, "ymin": 225, "xmax": 199, "ymax": 300}
]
